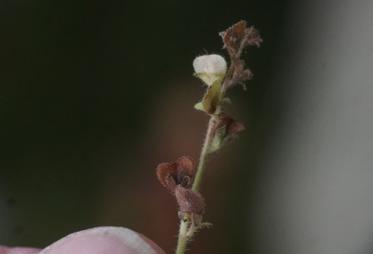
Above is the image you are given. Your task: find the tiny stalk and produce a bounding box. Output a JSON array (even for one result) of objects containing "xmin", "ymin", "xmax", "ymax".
[
  {"xmin": 155, "ymin": 20, "xmax": 262, "ymax": 254},
  {"xmin": 192, "ymin": 115, "xmax": 216, "ymax": 192}
]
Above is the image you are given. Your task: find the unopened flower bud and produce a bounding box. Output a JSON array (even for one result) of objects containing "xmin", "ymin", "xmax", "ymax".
[{"xmin": 193, "ymin": 54, "xmax": 227, "ymax": 86}]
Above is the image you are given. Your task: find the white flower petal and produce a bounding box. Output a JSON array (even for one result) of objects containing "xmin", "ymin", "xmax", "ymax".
[
  {"xmin": 193, "ymin": 54, "xmax": 227, "ymax": 74},
  {"xmin": 193, "ymin": 54, "xmax": 227, "ymax": 86}
]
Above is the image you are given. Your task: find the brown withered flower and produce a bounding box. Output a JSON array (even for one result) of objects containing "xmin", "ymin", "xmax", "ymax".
[
  {"xmin": 156, "ymin": 156, "xmax": 195, "ymax": 193},
  {"xmin": 219, "ymin": 20, "xmax": 262, "ymax": 57},
  {"xmin": 219, "ymin": 20, "xmax": 262, "ymax": 91},
  {"xmin": 156, "ymin": 156, "xmax": 205, "ymax": 220}
]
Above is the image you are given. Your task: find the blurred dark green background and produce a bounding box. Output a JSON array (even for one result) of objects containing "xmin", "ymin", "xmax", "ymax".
[{"xmin": 0, "ymin": 0, "xmax": 290, "ymax": 253}]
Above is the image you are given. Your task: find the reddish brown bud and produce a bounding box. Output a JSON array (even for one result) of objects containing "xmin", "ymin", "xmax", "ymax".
[
  {"xmin": 208, "ymin": 113, "xmax": 245, "ymax": 153},
  {"xmin": 216, "ymin": 113, "xmax": 245, "ymax": 137}
]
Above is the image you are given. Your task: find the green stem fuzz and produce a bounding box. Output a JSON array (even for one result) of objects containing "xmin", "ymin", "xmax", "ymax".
[{"xmin": 175, "ymin": 115, "xmax": 216, "ymax": 254}]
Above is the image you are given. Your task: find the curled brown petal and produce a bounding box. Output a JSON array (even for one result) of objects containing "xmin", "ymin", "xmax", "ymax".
[
  {"xmin": 156, "ymin": 162, "xmax": 177, "ymax": 192},
  {"xmin": 156, "ymin": 156, "xmax": 195, "ymax": 192}
]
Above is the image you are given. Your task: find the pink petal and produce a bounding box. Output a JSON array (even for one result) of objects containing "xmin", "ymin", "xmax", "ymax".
[{"xmin": 40, "ymin": 227, "xmax": 165, "ymax": 254}]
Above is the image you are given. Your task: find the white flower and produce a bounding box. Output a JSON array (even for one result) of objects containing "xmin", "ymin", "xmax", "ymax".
[{"xmin": 193, "ymin": 54, "xmax": 227, "ymax": 86}]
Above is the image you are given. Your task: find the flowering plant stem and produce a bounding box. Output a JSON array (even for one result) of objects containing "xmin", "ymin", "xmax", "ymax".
[
  {"xmin": 155, "ymin": 21, "xmax": 262, "ymax": 254},
  {"xmin": 192, "ymin": 115, "xmax": 216, "ymax": 192},
  {"xmin": 175, "ymin": 114, "xmax": 216, "ymax": 254},
  {"xmin": 175, "ymin": 221, "xmax": 188, "ymax": 254}
]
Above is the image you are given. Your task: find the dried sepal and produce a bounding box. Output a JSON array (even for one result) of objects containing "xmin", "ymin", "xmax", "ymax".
[
  {"xmin": 174, "ymin": 186, "xmax": 205, "ymax": 216},
  {"xmin": 156, "ymin": 156, "xmax": 195, "ymax": 193},
  {"xmin": 175, "ymin": 185, "xmax": 207, "ymax": 238}
]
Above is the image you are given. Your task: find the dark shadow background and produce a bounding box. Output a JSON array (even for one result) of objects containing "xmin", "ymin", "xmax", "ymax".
[{"xmin": 1, "ymin": 0, "xmax": 292, "ymax": 253}]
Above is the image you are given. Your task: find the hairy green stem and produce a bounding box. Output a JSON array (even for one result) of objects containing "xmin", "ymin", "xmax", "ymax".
[
  {"xmin": 192, "ymin": 116, "xmax": 216, "ymax": 192},
  {"xmin": 175, "ymin": 115, "xmax": 216, "ymax": 254},
  {"xmin": 175, "ymin": 238, "xmax": 187, "ymax": 254},
  {"xmin": 175, "ymin": 221, "xmax": 188, "ymax": 254}
]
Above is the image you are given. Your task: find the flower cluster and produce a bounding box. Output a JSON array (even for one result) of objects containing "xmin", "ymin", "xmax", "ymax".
[
  {"xmin": 155, "ymin": 20, "xmax": 262, "ymax": 253},
  {"xmin": 193, "ymin": 20, "xmax": 262, "ymax": 116},
  {"xmin": 193, "ymin": 20, "xmax": 262, "ymax": 152},
  {"xmin": 156, "ymin": 156, "xmax": 206, "ymax": 236}
]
